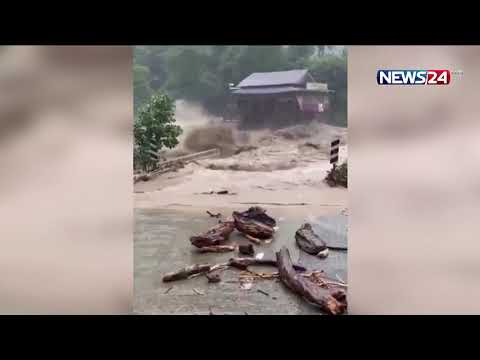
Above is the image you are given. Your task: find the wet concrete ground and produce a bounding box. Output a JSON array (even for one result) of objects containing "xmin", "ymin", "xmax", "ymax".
[{"xmin": 134, "ymin": 208, "xmax": 347, "ymax": 315}]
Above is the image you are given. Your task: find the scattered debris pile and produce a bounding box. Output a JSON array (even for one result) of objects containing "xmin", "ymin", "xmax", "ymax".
[
  {"xmin": 189, "ymin": 206, "xmax": 276, "ymax": 252},
  {"xmin": 162, "ymin": 246, "xmax": 346, "ymax": 315},
  {"xmin": 164, "ymin": 206, "xmax": 348, "ymax": 315},
  {"xmin": 325, "ymin": 161, "xmax": 348, "ymax": 188}
]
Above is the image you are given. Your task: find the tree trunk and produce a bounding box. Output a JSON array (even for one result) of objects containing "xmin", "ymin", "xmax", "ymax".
[
  {"xmin": 276, "ymin": 247, "xmax": 346, "ymax": 315},
  {"xmin": 162, "ymin": 264, "xmax": 212, "ymax": 282},
  {"xmin": 197, "ymin": 245, "xmax": 235, "ymax": 253}
]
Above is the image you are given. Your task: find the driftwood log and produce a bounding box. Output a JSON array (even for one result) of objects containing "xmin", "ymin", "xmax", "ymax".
[
  {"xmin": 227, "ymin": 257, "xmax": 306, "ymax": 272},
  {"xmin": 197, "ymin": 245, "xmax": 235, "ymax": 253},
  {"xmin": 163, "ymin": 264, "xmax": 212, "ymax": 282},
  {"xmin": 295, "ymin": 223, "xmax": 327, "ymax": 255},
  {"xmin": 276, "ymin": 247, "xmax": 346, "ymax": 315},
  {"xmin": 233, "ymin": 211, "xmax": 274, "ymax": 240},
  {"xmin": 162, "ymin": 255, "xmax": 307, "ymax": 283},
  {"xmin": 190, "ymin": 221, "xmax": 235, "ymax": 248}
]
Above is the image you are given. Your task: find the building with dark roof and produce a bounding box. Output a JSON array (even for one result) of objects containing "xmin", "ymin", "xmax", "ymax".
[{"xmin": 227, "ymin": 69, "xmax": 332, "ymax": 128}]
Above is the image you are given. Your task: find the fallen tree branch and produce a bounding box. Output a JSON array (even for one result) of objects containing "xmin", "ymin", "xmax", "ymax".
[
  {"xmin": 228, "ymin": 257, "xmax": 306, "ymax": 272},
  {"xmin": 257, "ymin": 289, "xmax": 270, "ymax": 297},
  {"xmin": 197, "ymin": 245, "xmax": 235, "ymax": 253},
  {"xmin": 206, "ymin": 210, "xmax": 221, "ymax": 218},
  {"xmin": 276, "ymin": 247, "xmax": 347, "ymax": 315},
  {"xmin": 162, "ymin": 256, "xmax": 306, "ymax": 283},
  {"xmin": 163, "ymin": 264, "xmax": 213, "ymax": 282}
]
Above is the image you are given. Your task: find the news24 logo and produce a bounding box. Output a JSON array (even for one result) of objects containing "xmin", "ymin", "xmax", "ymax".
[{"xmin": 377, "ymin": 70, "xmax": 451, "ymax": 85}]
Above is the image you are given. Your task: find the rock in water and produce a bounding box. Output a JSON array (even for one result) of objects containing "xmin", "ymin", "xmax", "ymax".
[{"xmin": 295, "ymin": 223, "xmax": 327, "ymax": 255}]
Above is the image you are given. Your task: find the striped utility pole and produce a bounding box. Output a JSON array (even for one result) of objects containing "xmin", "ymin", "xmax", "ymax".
[{"xmin": 330, "ymin": 139, "xmax": 340, "ymax": 168}]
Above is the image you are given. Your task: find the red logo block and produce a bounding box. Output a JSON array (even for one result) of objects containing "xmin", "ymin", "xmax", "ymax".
[{"xmin": 427, "ymin": 70, "xmax": 451, "ymax": 85}]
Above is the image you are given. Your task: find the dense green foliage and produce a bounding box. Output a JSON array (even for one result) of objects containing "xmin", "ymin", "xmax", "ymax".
[
  {"xmin": 134, "ymin": 92, "xmax": 182, "ymax": 171},
  {"xmin": 134, "ymin": 46, "xmax": 347, "ymax": 126}
]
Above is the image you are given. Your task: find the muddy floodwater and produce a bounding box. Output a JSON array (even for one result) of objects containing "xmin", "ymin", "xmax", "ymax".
[
  {"xmin": 134, "ymin": 122, "xmax": 348, "ymax": 314},
  {"xmin": 134, "ymin": 208, "xmax": 347, "ymax": 315}
]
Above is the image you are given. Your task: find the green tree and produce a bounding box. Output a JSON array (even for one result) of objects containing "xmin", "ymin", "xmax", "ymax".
[
  {"xmin": 286, "ymin": 46, "xmax": 315, "ymax": 68},
  {"xmin": 134, "ymin": 92, "xmax": 182, "ymax": 172},
  {"xmin": 133, "ymin": 45, "xmax": 347, "ymax": 126},
  {"xmin": 307, "ymin": 53, "xmax": 347, "ymax": 127},
  {"xmin": 133, "ymin": 64, "xmax": 153, "ymax": 113}
]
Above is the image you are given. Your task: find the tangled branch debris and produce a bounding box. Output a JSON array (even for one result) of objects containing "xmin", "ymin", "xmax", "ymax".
[
  {"xmin": 162, "ymin": 256, "xmax": 306, "ymax": 283},
  {"xmin": 169, "ymin": 206, "xmax": 348, "ymax": 314},
  {"xmin": 228, "ymin": 257, "xmax": 306, "ymax": 272}
]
